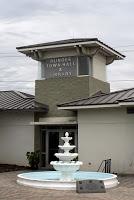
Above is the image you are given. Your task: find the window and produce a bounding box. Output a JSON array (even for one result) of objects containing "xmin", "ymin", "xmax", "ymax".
[
  {"xmin": 40, "ymin": 56, "xmax": 77, "ymax": 79},
  {"xmin": 78, "ymin": 56, "xmax": 92, "ymax": 76},
  {"xmin": 41, "ymin": 62, "xmax": 45, "ymax": 79},
  {"xmin": 40, "ymin": 56, "xmax": 92, "ymax": 79},
  {"xmin": 127, "ymin": 107, "xmax": 134, "ymax": 114}
]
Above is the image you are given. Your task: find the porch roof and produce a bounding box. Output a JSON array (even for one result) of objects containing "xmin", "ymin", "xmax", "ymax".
[
  {"xmin": 0, "ymin": 91, "xmax": 48, "ymax": 112},
  {"xmin": 58, "ymin": 88, "xmax": 134, "ymax": 110}
]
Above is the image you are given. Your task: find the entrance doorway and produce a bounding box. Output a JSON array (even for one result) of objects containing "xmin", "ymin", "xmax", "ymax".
[{"xmin": 40, "ymin": 125, "xmax": 78, "ymax": 169}]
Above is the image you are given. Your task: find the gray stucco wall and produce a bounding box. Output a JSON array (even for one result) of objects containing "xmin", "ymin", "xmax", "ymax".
[
  {"xmin": 35, "ymin": 76, "xmax": 110, "ymax": 118},
  {"xmin": 78, "ymin": 107, "xmax": 134, "ymax": 173},
  {"xmin": 0, "ymin": 111, "xmax": 34, "ymax": 166}
]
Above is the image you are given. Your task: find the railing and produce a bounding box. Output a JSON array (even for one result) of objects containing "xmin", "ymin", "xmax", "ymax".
[{"xmin": 97, "ymin": 159, "xmax": 111, "ymax": 173}]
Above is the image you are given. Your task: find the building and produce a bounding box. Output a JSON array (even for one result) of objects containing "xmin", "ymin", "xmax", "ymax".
[
  {"xmin": 58, "ymin": 88, "xmax": 134, "ymax": 173},
  {"xmin": 16, "ymin": 38, "xmax": 134, "ymax": 173},
  {"xmin": 0, "ymin": 91, "xmax": 47, "ymax": 165}
]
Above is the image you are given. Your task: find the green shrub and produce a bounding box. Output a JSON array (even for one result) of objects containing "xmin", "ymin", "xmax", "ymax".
[{"xmin": 26, "ymin": 151, "xmax": 40, "ymax": 169}]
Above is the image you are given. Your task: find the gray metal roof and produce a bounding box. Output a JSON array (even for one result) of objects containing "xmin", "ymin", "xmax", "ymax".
[
  {"xmin": 58, "ymin": 88, "xmax": 134, "ymax": 108},
  {"xmin": 16, "ymin": 38, "xmax": 125, "ymax": 58},
  {"xmin": 16, "ymin": 38, "xmax": 98, "ymax": 49},
  {"xmin": 0, "ymin": 91, "xmax": 48, "ymax": 111}
]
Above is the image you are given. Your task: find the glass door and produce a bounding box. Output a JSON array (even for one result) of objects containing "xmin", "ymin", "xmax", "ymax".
[
  {"xmin": 40, "ymin": 130, "xmax": 59, "ymax": 168},
  {"xmin": 48, "ymin": 131, "xmax": 59, "ymax": 164},
  {"xmin": 40, "ymin": 126, "xmax": 78, "ymax": 169}
]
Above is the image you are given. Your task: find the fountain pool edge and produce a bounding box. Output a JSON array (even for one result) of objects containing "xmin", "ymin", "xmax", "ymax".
[{"xmin": 17, "ymin": 171, "xmax": 119, "ymax": 190}]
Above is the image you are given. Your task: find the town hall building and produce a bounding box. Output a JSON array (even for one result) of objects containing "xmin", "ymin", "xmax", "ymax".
[{"xmin": 0, "ymin": 38, "xmax": 133, "ymax": 174}]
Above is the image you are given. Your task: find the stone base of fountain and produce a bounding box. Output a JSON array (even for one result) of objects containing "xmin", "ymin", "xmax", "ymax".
[
  {"xmin": 17, "ymin": 171, "xmax": 119, "ymax": 190},
  {"xmin": 17, "ymin": 176, "xmax": 76, "ymax": 190}
]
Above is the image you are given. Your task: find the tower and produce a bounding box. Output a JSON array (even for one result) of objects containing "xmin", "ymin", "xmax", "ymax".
[{"xmin": 17, "ymin": 38, "xmax": 124, "ymax": 168}]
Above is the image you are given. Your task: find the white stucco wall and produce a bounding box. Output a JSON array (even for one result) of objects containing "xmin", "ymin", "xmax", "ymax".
[
  {"xmin": 78, "ymin": 107, "xmax": 134, "ymax": 174},
  {"xmin": 41, "ymin": 48, "xmax": 77, "ymax": 59},
  {"xmin": 92, "ymin": 53, "xmax": 106, "ymax": 81},
  {"xmin": 0, "ymin": 112, "xmax": 34, "ymax": 166}
]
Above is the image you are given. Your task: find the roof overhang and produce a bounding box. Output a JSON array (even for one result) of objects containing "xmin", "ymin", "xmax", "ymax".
[
  {"xmin": 58, "ymin": 104, "xmax": 120, "ymax": 110},
  {"xmin": 16, "ymin": 39, "xmax": 125, "ymax": 60},
  {"xmin": 58, "ymin": 102, "xmax": 134, "ymax": 110},
  {"xmin": 118, "ymin": 102, "xmax": 134, "ymax": 106}
]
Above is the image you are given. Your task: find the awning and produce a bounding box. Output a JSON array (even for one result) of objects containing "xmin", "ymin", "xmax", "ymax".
[{"xmin": 30, "ymin": 116, "xmax": 77, "ymax": 125}]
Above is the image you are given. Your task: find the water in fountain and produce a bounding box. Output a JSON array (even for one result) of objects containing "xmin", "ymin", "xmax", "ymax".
[{"xmin": 50, "ymin": 132, "xmax": 83, "ymax": 181}]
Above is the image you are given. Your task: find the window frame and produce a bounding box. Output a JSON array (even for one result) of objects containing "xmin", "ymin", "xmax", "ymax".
[{"xmin": 77, "ymin": 55, "xmax": 92, "ymax": 77}]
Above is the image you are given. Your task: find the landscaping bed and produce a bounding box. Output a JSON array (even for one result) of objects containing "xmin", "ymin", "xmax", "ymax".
[{"xmin": 0, "ymin": 164, "xmax": 27, "ymax": 173}]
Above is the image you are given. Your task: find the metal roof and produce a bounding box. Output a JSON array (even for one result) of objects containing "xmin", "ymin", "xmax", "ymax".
[
  {"xmin": 58, "ymin": 88, "xmax": 134, "ymax": 108},
  {"xmin": 0, "ymin": 91, "xmax": 48, "ymax": 111},
  {"xmin": 16, "ymin": 38, "xmax": 98, "ymax": 49},
  {"xmin": 16, "ymin": 38, "xmax": 125, "ymax": 59}
]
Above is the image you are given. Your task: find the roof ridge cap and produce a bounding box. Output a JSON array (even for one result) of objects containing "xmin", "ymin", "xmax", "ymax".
[
  {"xmin": 58, "ymin": 92, "xmax": 108, "ymax": 106},
  {"xmin": 85, "ymin": 88, "xmax": 134, "ymax": 99},
  {"xmin": 14, "ymin": 91, "xmax": 34, "ymax": 99}
]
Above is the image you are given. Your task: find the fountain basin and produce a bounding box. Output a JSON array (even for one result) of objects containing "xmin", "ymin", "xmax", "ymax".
[
  {"xmin": 50, "ymin": 161, "xmax": 83, "ymax": 180},
  {"xmin": 58, "ymin": 145, "xmax": 75, "ymax": 151},
  {"xmin": 50, "ymin": 161, "xmax": 83, "ymax": 172},
  {"xmin": 17, "ymin": 171, "xmax": 119, "ymax": 190},
  {"xmin": 61, "ymin": 136, "xmax": 72, "ymax": 142},
  {"xmin": 55, "ymin": 153, "xmax": 78, "ymax": 161}
]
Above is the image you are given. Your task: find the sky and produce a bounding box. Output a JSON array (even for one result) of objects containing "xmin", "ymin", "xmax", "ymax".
[{"xmin": 0, "ymin": 0, "xmax": 134, "ymax": 94}]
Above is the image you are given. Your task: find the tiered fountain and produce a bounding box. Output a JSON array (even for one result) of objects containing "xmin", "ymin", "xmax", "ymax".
[
  {"xmin": 17, "ymin": 132, "xmax": 119, "ymax": 190},
  {"xmin": 50, "ymin": 132, "xmax": 83, "ymax": 181}
]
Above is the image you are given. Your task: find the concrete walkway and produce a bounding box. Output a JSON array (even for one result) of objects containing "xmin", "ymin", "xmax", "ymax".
[{"xmin": 0, "ymin": 171, "xmax": 134, "ymax": 200}]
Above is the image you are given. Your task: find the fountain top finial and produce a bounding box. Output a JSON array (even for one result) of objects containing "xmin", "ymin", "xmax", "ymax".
[{"xmin": 65, "ymin": 132, "xmax": 69, "ymax": 137}]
